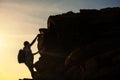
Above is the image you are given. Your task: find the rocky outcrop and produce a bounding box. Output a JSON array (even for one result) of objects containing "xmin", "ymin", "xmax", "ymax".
[{"xmin": 34, "ymin": 7, "xmax": 120, "ymax": 80}]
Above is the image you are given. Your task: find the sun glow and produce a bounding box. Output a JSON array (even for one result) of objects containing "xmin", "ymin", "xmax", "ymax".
[{"xmin": 0, "ymin": 36, "xmax": 6, "ymax": 48}]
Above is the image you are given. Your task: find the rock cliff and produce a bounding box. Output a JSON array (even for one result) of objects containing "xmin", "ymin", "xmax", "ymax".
[{"xmin": 34, "ymin": 7, "xmax": 120, "ymax": 80}]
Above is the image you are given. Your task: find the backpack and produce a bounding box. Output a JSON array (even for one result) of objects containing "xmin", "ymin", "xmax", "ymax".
[{"xmin": 18, "ymin": 49, "xmax": 26, "ymax": 63}]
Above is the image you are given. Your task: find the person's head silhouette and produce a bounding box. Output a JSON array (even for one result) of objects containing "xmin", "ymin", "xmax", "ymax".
[{"xmin": 24, "ymin": 41, "xmax": 30, "ymax": 47}]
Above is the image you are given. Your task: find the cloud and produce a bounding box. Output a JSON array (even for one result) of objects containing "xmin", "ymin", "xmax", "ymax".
[
  {"xmin": 0, "ymin": 0, "xmax": 65, "ymax": 9},
  {"xmin": 0, "ymin": 0, "xmax": 66, "ymax": 35}
]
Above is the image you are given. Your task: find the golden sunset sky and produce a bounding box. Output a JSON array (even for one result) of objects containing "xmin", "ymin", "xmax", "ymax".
[{"xmin": 0, "ymin": 0, "xmax": 120, "ymax": 80}]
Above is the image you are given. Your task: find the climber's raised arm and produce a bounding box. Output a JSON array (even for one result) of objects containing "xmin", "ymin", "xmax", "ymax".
[{"xmin": 30, "ymin": 35, "xmax": 38, "ymax": 46}]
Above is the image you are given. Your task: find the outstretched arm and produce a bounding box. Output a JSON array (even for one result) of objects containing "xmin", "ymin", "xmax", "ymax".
[
  {"xmin": 30, "ymin": 34, "xmax": 39, "ymax": 46},
  {"xmin": 33, "ymin": 51, "xmax": 39, "ymax": 55}
]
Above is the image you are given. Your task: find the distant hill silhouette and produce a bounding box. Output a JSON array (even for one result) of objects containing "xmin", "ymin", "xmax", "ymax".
[{"xmin": 31, "ymin": 7, "xmax": 120, "ymax": 80}]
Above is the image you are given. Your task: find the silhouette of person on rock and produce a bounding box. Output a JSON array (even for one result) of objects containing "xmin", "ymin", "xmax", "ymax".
[
  {"xmin": 23, "ymin": 35, "xmax": 39, "ymax": 78},
  {"xmin": 22, "ymin": 29, "xmax": 46, "ymax": 79}
]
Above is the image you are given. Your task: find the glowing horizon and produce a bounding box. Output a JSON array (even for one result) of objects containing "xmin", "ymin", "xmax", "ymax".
[{"xmin": 0, "ymin": 0, "xmax": 120, "ymax": 80}]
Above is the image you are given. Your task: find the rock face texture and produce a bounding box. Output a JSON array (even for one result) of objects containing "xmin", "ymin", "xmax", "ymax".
[{"xmin": 34, "ymin": 7, "xmax": 120, "ymax": 80}]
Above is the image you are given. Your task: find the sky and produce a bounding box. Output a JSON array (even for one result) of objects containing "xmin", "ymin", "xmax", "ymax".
[{"xmin": 0, "ymin": 0, "xmax": 120, "ymax": 80}]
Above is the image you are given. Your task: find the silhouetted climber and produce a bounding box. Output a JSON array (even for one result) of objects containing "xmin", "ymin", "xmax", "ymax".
[{"xmin": 23, "ymin": 35, "xmax": 39, "ymax": 78}]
